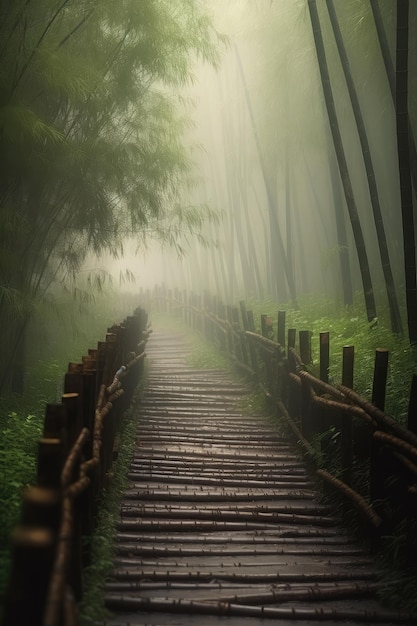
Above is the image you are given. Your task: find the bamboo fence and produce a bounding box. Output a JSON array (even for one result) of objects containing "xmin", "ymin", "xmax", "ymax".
[{"xmin": 3, "ymin": 307, "xmax": 149, "ymax": 626}]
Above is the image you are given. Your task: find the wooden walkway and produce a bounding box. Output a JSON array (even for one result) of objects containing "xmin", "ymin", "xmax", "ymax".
[{"xmin": 101, "ymin": 328, "xmax": 412, "ymax": 625}]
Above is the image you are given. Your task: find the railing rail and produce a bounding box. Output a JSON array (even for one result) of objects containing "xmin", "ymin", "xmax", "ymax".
[
  {"xmin": 151, "ymin": 286, "xmax": 417, "ymax": 568},
  {"xmin": 3, "ymin": 307, "xmax": 149, "ymax": 626}
]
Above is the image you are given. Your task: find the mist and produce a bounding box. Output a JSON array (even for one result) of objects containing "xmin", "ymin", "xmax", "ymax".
[
  {"xmin": 1, "ymin": 0, "xmax": 416, "ymax": 396},
  {"xmin": 92, "ymin": 0, "xmax": 410, "ymax": 324}
]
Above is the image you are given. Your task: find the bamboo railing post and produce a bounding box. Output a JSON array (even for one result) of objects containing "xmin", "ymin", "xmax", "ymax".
[
  {"xmin": 287, "ymin": 328, "xmax": 296, "ymax": 351},
  {"xmin": 230, "ymin": 306, "xmax": 239, "ymax": 361},
  {"xmin": 369, "ymin": 349, "xmax": 391, "ymax": 550},
  {"xmin": 319, "ymin": 332, "xmax": 330, "ymax": 383},
  {"xmin": 340, "ymin": 346, "xmax": 354, "ymax": 485},
  {"xmin": 2, "ymin": 527, "xmax": 56, "ymax": 626},
  {"xmin": 277, "ymin": 310, "xmax": 286, "ymax": 349},
  {"xmin": 203, "ymin": 293, "xmax": 211, "ymax": 341},
  {"xmin": 300, "ymin": 376, "xmax": 318, "ymax": 440},
  {"xmin": 61, "ymin": 388, "xmax": 83, "ymax": 454},
  {"xmin": 37, "ymin": 438, "xmax": 63, "ymax": 489},
  {"xmin": 20, "ymin": 486, "xmax": 61, "ymax": 531},
  {"xmin": 261, "ymin": 314, "xmax": 268, "ymax": 338},
  {"xmin": 197, "ymin": 294, "xmax": 203, "ymax": 333},
  {"xmin": 408, "ymin": 374, "xmax": 417, "ymax": 435},
  {"xmin": 299, "ymin": 330, "xmax": 312, "ymax": 365},
  {"xmin": 239, "ymin": 301, "xmax": 251, "ymax": 370},
  {"xmin": 405, "ymin": 378, "xmax": 417, "ymax": 567},
  {"xmin": 96, "ymin": 341, "xmax": 107, "ymax": 387},
  {"xmin": 225, "ymin": 305, "xmax": 233, "ymax": 357},
  {"xmin": 372, "ymin": 348, "xmax": 389, "ymax": 411},
  {"xmin": 218, "ymin": 302, "xmax": 227, "ymax": 350},
  {"xmin": 43, "ymin": 404, "xmax": 68, "ymax": 458},
  {"xmin": 342, "ymin": 345, "xmax": 354, "ymax": 390},
  {"xmin": 246, "ymin": 310, "xmax": 259, "ymax": 376}
]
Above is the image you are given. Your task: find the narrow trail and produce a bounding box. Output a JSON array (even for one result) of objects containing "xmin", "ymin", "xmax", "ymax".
[{"xmin": 101, "ymin": 328, "xmax": 410, "ymax": 625}]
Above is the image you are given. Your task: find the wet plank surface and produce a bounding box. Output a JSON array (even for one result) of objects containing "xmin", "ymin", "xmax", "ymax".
[{"xmin": 100, "ymin": 328, "xmax": 414, "ymax": 625}]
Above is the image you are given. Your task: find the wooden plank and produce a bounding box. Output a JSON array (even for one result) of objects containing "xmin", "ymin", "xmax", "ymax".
[{"xmin": 102, "ymin": 328, "xmax": 416, "ymax": 626}]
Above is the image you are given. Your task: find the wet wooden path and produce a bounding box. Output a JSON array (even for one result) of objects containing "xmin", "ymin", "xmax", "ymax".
[{"xmin": 101, "ymin": 328, "xmax": 412, "ymax": 625}]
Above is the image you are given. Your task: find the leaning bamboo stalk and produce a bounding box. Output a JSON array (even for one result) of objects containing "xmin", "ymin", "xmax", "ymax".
[
  {"xmin": 244, "ymin": 331, "xmax": 282, "ymax": 352},
  {"xmin": 60, "ymin": 428, "xmax": 90, "ymax": 488},
  {"xmin": 313, "ymin": 395, "xmax": 377, "ymax": 427},
  {"xmin": 391, "ymin": 451, "xmax": 417, "ymax": 479},
  {"xmin": 289, "ymin": 372, "xmax": 301, "ymax": 387},
  {"xmin": 373, "ymin": 430, "xmax": 417, "ymax": 462},
  {"xmin": 316, "ymin": 469, "xmax": 382, "ymax": 528},
  {"xmin": 339, "ymin": 385, "xmax": 417, "ymax": 448},
  {"xmin": 298, "ymin": 369, "xmax": 347, "ymax": 402},
  {"xmin": 125, "ymin": 349, "xmax": 146, "ymax": 371},
  {"xmin": 289, "ymin": 346, "xmax": 304, "ymax": 368}
]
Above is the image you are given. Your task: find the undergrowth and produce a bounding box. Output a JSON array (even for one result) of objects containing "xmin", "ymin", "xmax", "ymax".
[
  {"xmin": 247, "ymin": 292, "xmax": 417, "ymax": 422},
  {"xmin": 0, "ymin": 288, "xmax": 143, "ymax": 612}
]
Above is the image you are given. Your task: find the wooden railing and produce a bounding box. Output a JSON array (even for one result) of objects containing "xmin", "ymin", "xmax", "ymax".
[
  {"xmin": 3, "ymin": 307, "xmax": 149, "ymax": 626},
  {"xmin": 151, "ymin": 286, "xmax": 417, "ymax": 567}
]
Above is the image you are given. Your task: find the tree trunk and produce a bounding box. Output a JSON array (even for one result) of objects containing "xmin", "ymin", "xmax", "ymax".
[
  {"xmin": 326, "ymin": 0, "xmax": 403, "ymax": 334},
  {"xmin": 396, "ymin": 0, "xmax": 417, "ymax": 343},
  {"xmin": 370, "ymin": 0, "xmax": 417, "ymax": 199},
  {"xmin": 235, "ymin": 45, "xmax": 298, "ymax": 305},
  {"xmin": 307, "ymin": 0, "xmax": 377, "ymax": 322}
]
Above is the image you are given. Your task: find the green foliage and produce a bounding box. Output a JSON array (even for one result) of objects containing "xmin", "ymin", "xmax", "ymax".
[
  {"xmin": 0, "ymin": 410, "xmax": 43, "ymax": 603},
  {"xmin": 248, "ymin": 292, "xmax": 417, "ymax": 421},
  {"xmin": 375, "ymin": 520, "xmax": 417, "ymax": 612},
  {"xmin": 0, "ymin": 0, "xmax": 226, "ymax": 393}
]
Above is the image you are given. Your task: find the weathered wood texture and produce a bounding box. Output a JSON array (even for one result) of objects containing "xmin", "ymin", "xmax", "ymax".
[{"xmin": 102, "ymin": 329, "xmax": 414, "ymax": 625}]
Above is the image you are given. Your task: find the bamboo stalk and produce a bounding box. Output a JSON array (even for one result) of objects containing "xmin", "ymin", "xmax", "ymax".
[
  {"xmin": 316, "ymin": 469, "xmax": 382, "ymax": 528},
  {"xmin": 298, "ymin": 370, "xmax": 347, "ymax": 402},
  {"xmin": 104, "ymin": 594, "xmax": 417, "ymax": 622},
  {"xmin": 339, "ymin": 385, "xmax": 417, "ymax": 448},
  {"xmin": 193, "ymin": 581, "xmax": 381, "ymax": 604},
  {"xmin": 373, "ymin": 430, "xmax": 417, "ymax": 462},
  {"xmin": 314, "ymin": 395, "xmax": 376, "ymax": 427},
  {"xmin": 60, "ymin": 428, "xmax": 89, "ymax": 489}
]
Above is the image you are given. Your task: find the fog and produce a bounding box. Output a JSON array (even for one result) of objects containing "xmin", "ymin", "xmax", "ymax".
[{"xmin": 91, "ymin": 0, "xmax": 411, "ymax": 320}]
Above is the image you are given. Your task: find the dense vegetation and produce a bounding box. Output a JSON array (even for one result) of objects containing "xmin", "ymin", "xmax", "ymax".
[
  {"xmin": 0, "ymin": 0, "xmax": 225, "ymax": 395},
  {"xmin": 247, "ymin": 292, "xmax": 417, "ymax": 421}
]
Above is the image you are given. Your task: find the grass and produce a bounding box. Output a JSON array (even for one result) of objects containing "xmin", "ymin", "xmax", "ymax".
[{"xmin": 246, "ymin": 292, "xmax": 417, "ymax": 422}]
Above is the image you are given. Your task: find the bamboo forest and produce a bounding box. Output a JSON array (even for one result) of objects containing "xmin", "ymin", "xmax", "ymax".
[{"xmin": 1, "ymin": 0, "xmax": 417, "ymax": 624}]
